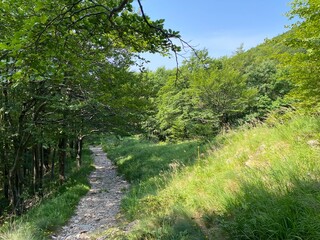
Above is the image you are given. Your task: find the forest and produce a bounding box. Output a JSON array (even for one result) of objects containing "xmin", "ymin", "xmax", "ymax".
[{"xmin": 0, "ymin": 0, "xmax": 319, "ymax": 239}]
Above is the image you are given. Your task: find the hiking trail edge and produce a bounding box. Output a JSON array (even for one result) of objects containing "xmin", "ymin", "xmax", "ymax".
[{"xmin": 52, "ymin": 146, "xmax": 129, "ymax": 240}]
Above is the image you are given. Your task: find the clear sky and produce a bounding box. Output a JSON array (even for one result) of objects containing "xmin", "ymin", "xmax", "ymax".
[{"xmin": 137, "ymin": 0, "xmax": 293, "ymax": 70}]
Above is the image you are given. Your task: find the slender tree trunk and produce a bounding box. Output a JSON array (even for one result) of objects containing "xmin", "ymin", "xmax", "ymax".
[
  {"xmin": 9, "ymin": 143, "xmax": 25, "ymax": 215},
  {"xmin": 58, "ymin": 137, "xmax": 66, "ymax": 185},
  {"xmin": 1, "ymin": 80, "xmax": 11, "ymax": 201},
  {"xmin": 4, "ymin": 163, "xmax": 9, "ymax": 199},
  {"xmin": 50, "ymin": 147, "xmax": 56, "ymax": 180},
  {"xmin": 73, "ymin": 139, "xmax": 78, "ymax": 159},
  {"xmin": 23, "ymin": 149, "xmax": 27, "ymax": 182},
  {"xmin": 9, "ymin": 171, "xmax": 19, "ymax": 214},
  {"xmin": 76, "ymin": 136, "xmax": 84, "ymax": 169},
  {"xmin": 69, "ymin": 139, "xmax": 75, "ymax": 159},
  {"xmin": 9, "ymin": 170, "xmax": 24, "ymax": 215},
  {"xmin": 38, "ymin": 143, "xmax": 44, "ymax": 197},
  {"xmin": 2, "ymin": 143, "xmax": 9, "ymax": 200},
  {"xmin": 43, "ymin": 147, "xmax": 50, "ymax": 172},
  {"xmin": 33, "ymin": 145, "xmax": 39, "ymax": 195}
]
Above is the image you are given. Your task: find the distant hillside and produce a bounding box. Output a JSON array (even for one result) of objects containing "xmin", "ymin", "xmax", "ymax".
[{"xmin": 230, "ymin": 30, "xmax": 296, "ymax": 65}]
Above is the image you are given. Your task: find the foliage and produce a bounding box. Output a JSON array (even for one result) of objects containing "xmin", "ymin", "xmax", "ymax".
[
  {"xmin": 283, "ymin": 0, "xmax": 320, "ymax": 112},
  {"xmin": 244, "ymin": 59, "xmax": 292, "ymax": 120},
  {"xmin": 0, "ymin": 0, "xmax": 181, "ymax": 214},
  {"xmin": 191, "ymin": 57, "xmax": 256, "ymax": 126},
  {"xmin": 143, "ymin": 47, "xmax": 292, "ymax": 141}
]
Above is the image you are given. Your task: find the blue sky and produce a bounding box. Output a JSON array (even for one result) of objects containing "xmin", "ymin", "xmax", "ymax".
[{"xmin": 137, "ymin": 0, "xmax": 293, "ymax": 70}]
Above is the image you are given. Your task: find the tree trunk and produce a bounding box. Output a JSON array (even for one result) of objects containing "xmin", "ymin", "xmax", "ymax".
[
  {"xmin": 1, "ymin": 80, "xmax": 11, "ymax": 201},
  {"xmin": 50, "ymin": 147, "xmax": 56, "ymax": 180},
  {"xmin": 69, "ymin": 139, "xmax": 75, "ymax": 159},
  {"xmin": 9, "ymin": 144, "xmax": 25, "ymax": 215},
  {"xmin": 38, "ymin": 143, "xmax": 44, "ymax": 197},
  {"xmin": 2, "ymin": 145, "xmax": 9, "ymax": 200},
  {"xmin": 76, "ymin": 136, "xmax": 84, "ymax": 169},
  {"xmin": 58, "ymin": 137, "xmax": 66, "ymax": 185},
  {"xmin": 33, "ymin": 145, "xmax": 39, "ymax": 195},
  {"xmin": 4, "ymin": 164, "xmax": 9, "ymax": 200},
  {"xmin": 43, "ymin": 147, "xmax": 50, "ymax": 172}
]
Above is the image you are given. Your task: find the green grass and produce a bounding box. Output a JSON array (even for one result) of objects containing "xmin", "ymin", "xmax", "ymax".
[
  {"xmin": 103, "ymin": 137, "xmax": 207, "ymax": 239},
  {"xmin": 0, "ymin": 148, "xmax": 95, "ymax": 240},
  {"xmin": 104, "ymin": 136, "xmax": 206, "ymax": 182},
  {"xmin": 103, "ymin": 115, "xmax": 320, "ymax": 239}
]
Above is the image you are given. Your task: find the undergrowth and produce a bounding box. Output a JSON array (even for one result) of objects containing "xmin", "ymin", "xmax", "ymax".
[
  {"xmin": 103, "ymin": 115, "xmax": 320, "ymax": 239},
  {"xmin": 0, "ymin": 148, "xmax": 94, "ymax": 240}
]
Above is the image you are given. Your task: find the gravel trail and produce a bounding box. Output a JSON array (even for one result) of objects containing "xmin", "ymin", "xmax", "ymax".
[{"xmin": 52, "ymin": 146, "xmax": 129, "ymax": 240}]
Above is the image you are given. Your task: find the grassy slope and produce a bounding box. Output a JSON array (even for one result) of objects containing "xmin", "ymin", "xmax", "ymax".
[
  {"xmin": 0, "ymin": 149, "xmax": 94, "ymax": 240},
  {"xmin": 105, "ymin": 115, "xmax": 320, "ymax": 239}
]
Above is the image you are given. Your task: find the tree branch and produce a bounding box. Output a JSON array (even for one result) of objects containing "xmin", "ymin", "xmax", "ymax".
[
  {"xmin": 137, "ymin": 0, "xmax": 198, "ymax": 78},
  {"xmin": 34, "ymin": 0, "xmax": 83, "ymax": 46},
  {"xmin": 109, "ymin": 0, "xmax": 130, "ymax": 19}
]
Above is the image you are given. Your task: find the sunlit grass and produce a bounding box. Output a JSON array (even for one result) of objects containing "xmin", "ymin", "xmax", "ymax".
[{"xmin": 104, "ymin": 115, "xmax": 320, "ymax": 239}]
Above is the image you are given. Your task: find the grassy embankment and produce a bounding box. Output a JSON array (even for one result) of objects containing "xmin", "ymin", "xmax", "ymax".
[
  {"xmin": 103, "ymin": 115, "xmax": 320, "ymax": 239},
  {"xmin": 0, "ymin": 148, "xmax": 94, "ymax": 240}
]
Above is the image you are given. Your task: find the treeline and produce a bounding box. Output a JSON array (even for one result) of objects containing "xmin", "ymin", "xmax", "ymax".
[
  {"xmin": 141, "ymin": 0, "xmax": 320, "ymax": 141},
  {"xmin": 141, "ymin": 46, "xmax": 291, "ymax": 141},
  {"xmin": 0, "ymin": 0, "xmax": 180, "ymax": 215}
]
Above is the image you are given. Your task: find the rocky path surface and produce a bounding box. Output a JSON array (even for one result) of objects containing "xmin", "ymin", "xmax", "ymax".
[{"xmin": 52, "ymin": 146, "xmax": 129, "ymax": 240}]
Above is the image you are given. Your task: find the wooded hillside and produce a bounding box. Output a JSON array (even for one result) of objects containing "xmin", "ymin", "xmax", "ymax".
[{"xmin": 0, "ymin": 1, "xmax": 319, "ymax": 238}]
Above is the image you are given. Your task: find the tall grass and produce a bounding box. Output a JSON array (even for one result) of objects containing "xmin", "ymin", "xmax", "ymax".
[
  {"xmin": 103, "ymin": 115, "xmax": 320, "ymax": 239},
  {"xmin": 0, "ymin": 148, "xmax": 94, "ymax": 240}
]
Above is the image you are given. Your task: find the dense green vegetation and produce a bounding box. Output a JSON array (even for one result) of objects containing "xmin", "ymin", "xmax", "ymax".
[
  {"xmin": 141, "ymin": 48, "xmax": 292, "ymax": 141},
  {"xmin": 0, "ymin": 148, "xmax": 93, "ymax": 239},
  {"xmin": 1, "ymin": 0, "xmax": 320, "ymax": 239},
  {"xmin": 103, "ymin": 115, "xmax": 320, "ymax": 239},
  {"xmin": 0, "ymin": 0, "xmax": 180, "ymax": 216}
]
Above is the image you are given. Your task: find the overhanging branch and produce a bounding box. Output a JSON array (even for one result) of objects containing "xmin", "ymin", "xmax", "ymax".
[
  {"xmin": 137, "ymin": 0, "xmax": 199, "ymax": 77},
  {"xmin": 109, "ymin": 0, "xmax": 130, "ymax": 19}
]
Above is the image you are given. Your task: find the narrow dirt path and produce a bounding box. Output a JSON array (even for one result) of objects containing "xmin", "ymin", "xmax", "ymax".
[{"xmin": 52, "ymin": 146, "xmax": 129, "ymax": 240}]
